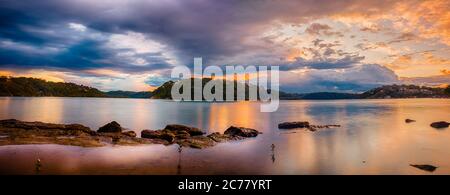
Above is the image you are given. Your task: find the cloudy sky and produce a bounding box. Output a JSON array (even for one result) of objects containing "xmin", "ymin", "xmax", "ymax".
[{"xmin": 0, "ymin": 0, "xmax": 449, "ymax": 92}]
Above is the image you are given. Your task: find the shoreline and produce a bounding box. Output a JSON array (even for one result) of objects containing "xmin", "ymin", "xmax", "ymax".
[{"xmin": 0, "ymin": 119, "xmax": 261, "ymax": 149}]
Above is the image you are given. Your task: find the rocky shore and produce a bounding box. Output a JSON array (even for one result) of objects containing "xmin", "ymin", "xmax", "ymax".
[{"xmin": 0, "ymin": 119, "xmax": 261, "ymax": 149}]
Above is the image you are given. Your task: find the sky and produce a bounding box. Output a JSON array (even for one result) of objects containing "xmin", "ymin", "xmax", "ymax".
[{"xmin": 0, "ymin": 0, "xmax": 449, "ymax": 93}]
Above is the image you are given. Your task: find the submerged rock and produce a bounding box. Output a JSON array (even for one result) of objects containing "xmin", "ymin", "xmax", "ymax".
[
  {"xmin": 278, "ymin": 121, "xmax": 340, "ymax": 132},
  {"xmin": 430, "ymin": 121, "xmax": 449, "ymax": 129},
  {"xmin": 0, "ymin": 119, "xmax": 91, "ymax": 133},
  {"xmin": 207, "ymin": 132, "xmax": 243, "ymax": 142},
  {"xmin": 405, "ymin": 119, "xmax": 416, "ymax": 123},
  {"xmin": 97, "ymin": 121, "xmax": 122, "ymax": 133},
  {"xmin": 174, "ymin": 130, "xmax": 190, "ymax": 139},
  {"xmin": 410, "ymin": 164, "xmax": 438, "ymax": 172},
  {"xmin": 141, "ymin": 125, "xmax": 261, "ymax": 148},
  {"xmin": 141, "ymin": 124, "xmax": 203, "ymax": 142},
  {"xmin": 224, "ymin": 126, "xmax": 260, "ymax": 137},
  {"xmin": 164, "ymin": 124, "xmax": 204, "ymax": 136},
  {"xmin": 278, "ymin": 121, "xmax": 310, "ymax": 129},
  {"xmin": 177, "ymin": 136, "xmax": 216, "ymax": 149},
  {"xmin": 207, "ymin": 132, "xmax": 232, "ymax": 142},
  {"xmin": 141, "ymin": 130, "xmax": 175, "ymax": 143},
  {"xmin": 122, "ymin": 131, "xmax": 137, "ymax": 137}
]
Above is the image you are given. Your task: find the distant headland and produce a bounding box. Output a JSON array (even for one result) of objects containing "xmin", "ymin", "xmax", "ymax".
[{"xmin": 1, "ymin": 76, "xmax": 449, "ymax": 99}]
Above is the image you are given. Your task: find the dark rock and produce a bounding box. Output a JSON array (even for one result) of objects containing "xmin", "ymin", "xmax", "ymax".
[
  {"xmin": 430, "ymin": 121, "xmax": 449, "ymax": 129},
  {"xmin": 174, "ymin": 130, "xmax": 190, "ymax": 139},
  {"xmin": 1, "ymin": 119, "xmax": 179, "ymax": 147},
  {"xmin": 122, "ymin": 131, "xmax": 137, "ymax": 137},
  {"xmin": 410, "ymin": 164, "xmax": 438, "ymax": 172},
  {"xmin": 0, "ymin": 119, "xmax": 20, "ymax": 125},
  {"xmin": 141, "ymin": 130, "xmax": 175, "ymax": 143},
  {"xmin": 278, "ymin": 121, "xmax": 310, "ymax": 129},
  {"xmin": 176, "ymin": 136, "xmax": 216, "ymax": 149},
  {"xmin": 164, "ymin": 124, "xmax": 204, "ymax": 136},
  {"xmin": 308, "ymin": 125, "xmax": 340, "ymax": 132},
  {"xmin": 98, "ymin": 121, "xmax": 122, "ymax": 133},
  {"xmin": 307, "ymin": 126, "xmax": 317, "ymax": 132},
  {"xmin": 1, "ymin": 119, "xmax": 264, "ymax": 149},
  {"xmin": 0, "ymin": 119, "xmax": 92, "ymax": 133},
  {"xmin": 207, "ymin": 132, "xmax": 236, "ymax": 142},
  {"xmin": 112, "ymin": 136, "xmax": 121, "ymax": 144},
  {"xmin": 279, "ymin": 121, "xmax": 340, "ymax": 132},
  {"xmin": 224, "ymin": 126, "xmax": 260, "ymax": 137},
  {"xmin": 65, "ymin": 124, "xmax": 92, "ymax": 132},
  {"xmin": 405, "ymin": 119, "xmax": 416, "ymax": 123}
]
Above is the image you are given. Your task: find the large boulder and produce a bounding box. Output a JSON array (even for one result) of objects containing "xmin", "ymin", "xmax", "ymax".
[
  {"xmin": 430, "ymin": 121, "xmax": 449, "ymax": 129},
  {"xmin": 224, "ymin": 126, "xmax": 260, "ymax": 137},
  {"xmin": 278, "ymin": 121, "xmax": 310, "ymax": 129},
  {"xmin": 141, "ymin": 130, "xmax": 175, "ymax": 143},
  {"xmin": 164, "ymin": 124, "xmax": 204, "ymax": 136},
  {"xmin": 97, "ymin": 121, "xmax": 122, "ymax": 133},
  {"xmin": 174, "ymin": 130, "xmax": 191, "ymax": 139}
]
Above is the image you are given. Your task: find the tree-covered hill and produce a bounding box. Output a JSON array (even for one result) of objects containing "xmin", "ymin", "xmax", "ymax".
[{"xmin": 0, "ymin": 76, "xmax": 106, "ymax": 97}]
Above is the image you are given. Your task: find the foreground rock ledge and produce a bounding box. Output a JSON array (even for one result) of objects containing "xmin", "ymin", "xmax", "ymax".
[{"xmin": 0, "ymin": 119, "xmax": 260, "ymax": 149}]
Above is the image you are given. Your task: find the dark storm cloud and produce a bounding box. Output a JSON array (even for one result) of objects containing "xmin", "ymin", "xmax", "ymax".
[
  {"xmin": 280, "ymin": 80, "xmax": 380, "ymax": 93},
  {"xmin": 0, "ymin": 36, "xmax": 173, "ymax": 73},
  {"xmin": 279, "ymin": 53, "xmax": 365, "ymax": 71},
  {"xmin": 280, "ymin": 64, "xmax": 399, "ymax": 93},
  {"xmin": 0, "ymin": 9, "xmax": 47, "ymax": 45},
  {"xmin": 279, "ymin": 38, "xmax": 365, "ymax": 71},
  {"xmin": 0, "ymin": 0, "xmax": 395, "ymax": 70}
]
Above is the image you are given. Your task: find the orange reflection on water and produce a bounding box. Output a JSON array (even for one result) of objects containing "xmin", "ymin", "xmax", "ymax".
[{"xmin": 207, "ymin": 102, "xmax": 256, "ymax": 133}]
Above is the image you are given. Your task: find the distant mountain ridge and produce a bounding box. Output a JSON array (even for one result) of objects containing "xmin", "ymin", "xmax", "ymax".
[
  {"xmin": 0, "ymin": 76, "xmax": 151, "ymax": 98},
  {"xmin": 151, "ymin": 80, "xmax": 450, "ymax": 100},
  {"xmin": 105, "ymin": 91, "xmax": 152, "ymax": 98},
  {"xmin": 360, "ymin": 84, "xmax": 449, "ymax": 99},
  {"xmin": 1, "ymin": 76, "xmax": 449, "ymax": 99}
]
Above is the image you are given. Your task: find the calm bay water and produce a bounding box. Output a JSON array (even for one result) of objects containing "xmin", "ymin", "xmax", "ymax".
[{"xmin": 0, "ymin": 97, "xmax": 449, "ymax": 174}]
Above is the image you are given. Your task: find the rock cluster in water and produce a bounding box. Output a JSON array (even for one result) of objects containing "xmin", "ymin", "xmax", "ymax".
[
  {"xmin": 278, "ymin": 121, "xmax": 340, "ymax": 132},
  {"xmin": 0, "ymin": 119, "xmax": 261, "ymax": 149},
  {"xmin": 142, "ymin": 125, "xmax": 261, "ymax": 148}
]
